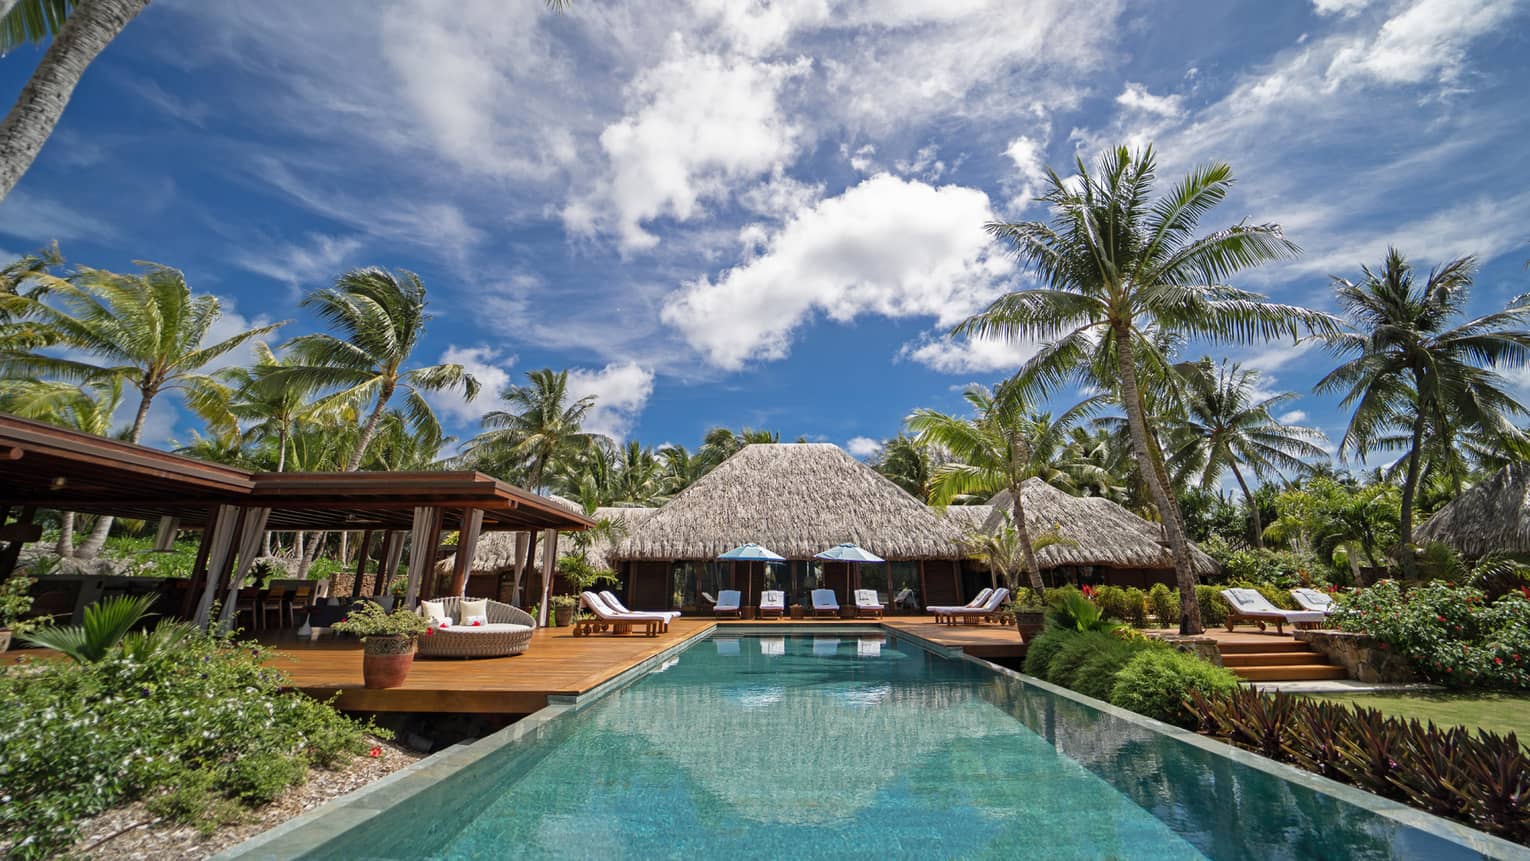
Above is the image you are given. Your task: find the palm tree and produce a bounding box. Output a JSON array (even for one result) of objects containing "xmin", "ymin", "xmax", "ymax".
[
  {"xmin": 466, "ymin": 368, "xmax": 597, "ymax": 600},
  {"xmin": 956, "ymin": 145, "xmax": 1335, "ymax": 634},
  {"xmin": 1165, "ymin": 358, "xmax": 1328, "ymax": 547},
  {"xmin": 659, "ymin": 444, "xmax": 710, "ymax": 496},
  {"xmin": 699, "ymin": 426, "xmax": 779, "ymax": 467},
  {"xmin": 909, "ymin": 381, "xmax": 1090, "ymax": 591},
  {"xmin": 211, "ymin": 342, "xmax": 311, "ymax": 473},
  {"xmin": 267, "ymin": 267, "xmax": 477, "ymax": 472},
  {"xmin": 873, "ymin": 433, "xmax": 941, "ymax": 502},
  {"xmin": 0, "ymin": 0, "xmax": 152, "ymax": 200},
  {"xmin": 1317, "ymin": 249, "xmax": 1530, "ymax": 576},
  {"xmin": 1, "ymin": 262, "xmax": 282, "ymax": 557},
  {"xmin": 0, "ymin": 376, "xmax": 118, "ymax": 555}
]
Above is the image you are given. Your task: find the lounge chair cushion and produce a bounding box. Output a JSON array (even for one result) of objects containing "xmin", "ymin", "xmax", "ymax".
[{"xmin": 420, "ymin": 600, "xmax": 450, "ymax": 625}]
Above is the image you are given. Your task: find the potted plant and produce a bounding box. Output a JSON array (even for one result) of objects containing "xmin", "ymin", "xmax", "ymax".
[
  {"xmin": 331, "ymin": 602, "xmax": 429, "ymax": 689},
  {"xmin": 0, "ymin": 575, "xmax": 43, "ymax": 653},
  {"xmin": 1009, "ymin": 600, "xmax": 1047, "ymax": 643},
  {"xmin": 551, "ymin": 594, "xmax": 578, "ymax": 627},
  {"xmin": 557, "ymin": 553, "xmax": 620, "ymax": 601}
]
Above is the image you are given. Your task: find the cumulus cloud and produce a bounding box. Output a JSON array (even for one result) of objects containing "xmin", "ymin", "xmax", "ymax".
[
  {"xmin": 1278, "ymin": 409, "xmax": 1309, "ymax": 424},
  {"xmin": 900, "ymin": 331, "xmax": 1041, "ymax": 374},
  {"xmin": 846, "ymin": 436, "xmax": 883, "ymax": 458},
  {"xmin": 1002, "ymin": 133, "xmax": 1051, "ymax": 212},
  {"xmin": 567, "ymin": 362, "xmax": 656, "ymax": 441},
  {"xmin": 569, "ymin": 37, "xmax": 810, "ymax": 250},
  {"xmin": 1115, "ymin": 82, "xmax": 1185, "ymax": 118},
  {"xmin": 661, "ymin": 173, "xmax": 1013, "ymax": 370},
  {"xmin": 1325, "ymin": 0, "xmax": 1517, "ymax": 88}
]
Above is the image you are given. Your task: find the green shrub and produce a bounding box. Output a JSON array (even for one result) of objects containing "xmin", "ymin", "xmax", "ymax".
[
  {"xmin": 1147, "ymin": 583, "xmax": 1178, "ymax": 627},
  {"xmin": 1201, "ymin": 535, "xmax": 1317, "ymax": 588},
  {"xmin": 1047, "ymin": 630, "xmax": 1120, "ymax": 685},
  {"xmin": 1022, "ymin": 628, "xmax": 1073, "ymax": 677},
  {"xmin": 1194, "ymin": 585, "xmax": 1230, "ymax": 627},
  {"xmin": 1093, "ymin": 585, "xmax": 1149, "ymax": 627},
  {"xmin": 0, "ymin": 627, "xmax": 375, "ymax": 858},
  {"xmin": 1109, "ymin": 648, "xmax": 1241, "ymax": 728},
  {"xmin": 1070, "ymin": 636, "xmax": 1154, "ymax": 701},
  {"xmin": 1335, "ymin": 580, "xmax": 1530, "ymax": 688}
]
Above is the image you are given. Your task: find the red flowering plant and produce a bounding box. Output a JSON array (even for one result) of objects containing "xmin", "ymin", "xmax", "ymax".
[{"xmin": 1336, "ymin": 580, "xmax": 1530, "ymax": 688}]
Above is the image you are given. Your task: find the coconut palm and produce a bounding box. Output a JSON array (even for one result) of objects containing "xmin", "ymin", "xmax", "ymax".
[
  {"xmin": 266, "ymin": 267, "xmax": 477, "ymax": 472},
  {"xmin": 874, "ymin": 433, "xmax": 942, "ymax": 502},
  {"xmin": 1, "ymin": 263, "xmax": 282, "ymax": 557},
  {"xmin": 909, "ymin": 381, "xmax": 1092, "ymax": 591},
  {"xmin": 699, "ymin": 426, "xmax": 779, "ymax": 467},
  {"xmin": 659, "ymin": 444, "xmax": 710, "ymax": 496},
  {"xmin": 0, "ymin": 376, "xmax": 119, "ymax": 555},
  {"xmin": 956, "ymin": 145, "xmax": 1336, "ymax": 633},
  {"xmin": 206, "ymin": 342, "xmax": 311, "ymax": 473},
  {"xmin": 1316, "ymin": 248, "xmax": 1530, "ymax": 576},
  {"xmin": 1165, "ymin": 357, "xmax": 1328, "ymax": 547},
  {"xmin": 0, "ymin": 0, "xmax": 152, "ymax": 200}
]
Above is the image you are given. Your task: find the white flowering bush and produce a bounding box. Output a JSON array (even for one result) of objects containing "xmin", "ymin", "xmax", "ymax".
[{"xmin": 0, "ymin": 629, "xmax": 375, "ymax": 858}]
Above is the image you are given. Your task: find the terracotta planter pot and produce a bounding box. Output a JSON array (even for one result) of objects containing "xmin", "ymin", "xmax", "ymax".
[
  {"xmin": 554, "ymin": 606, "xmax": 575, "ymax": 627},
  {"xmin": 1014, "ymin": 611, "xmax": 1046, "ymax": 644},
  {"xmin": 361, "ymin": 635, "xmax": 416, "ymax": 689}
]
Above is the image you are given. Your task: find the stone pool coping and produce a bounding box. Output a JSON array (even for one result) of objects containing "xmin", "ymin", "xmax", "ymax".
[{"xmin": 220, "ymin": 625, "xmax": 1530, "ymax": 860}]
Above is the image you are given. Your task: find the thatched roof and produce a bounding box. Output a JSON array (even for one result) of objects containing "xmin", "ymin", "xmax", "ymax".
[
  {"xmin": 979, "ymin": 479, "xmax": 1218, "ymax": 575},
  {"xmin": 1416, "ymin": 464, "xmax": 1530, "ymax": 558},
  {"xmin": 613, "ymin": 443, "xmax": 966, "ymax": 561},
  {"xmin": 940, "ymin": 504, "xmax": 993, "ymax": 532},
  {"xmin": 437, "ymin": 504, "xmax": 655, "ymax": 575}
]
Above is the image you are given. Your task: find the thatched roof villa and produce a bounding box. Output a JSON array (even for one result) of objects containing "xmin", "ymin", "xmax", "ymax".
[
  {"xmin": 979, "ymin": 480, "xmax": 1218, "ymax": 587},
  {"xmin": 438, "ymin": 444, "xmax": 1219, "ymax": 613},
  {"xmin": 1415, "ymin": 464, "xmax": 1530, "ymax": 559}
]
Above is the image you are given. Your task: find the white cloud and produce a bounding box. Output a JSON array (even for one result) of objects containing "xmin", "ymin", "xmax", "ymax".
[
  {"xmin": 0, "ymin": 192, "xmax": 114, "ymax": 242},
  {"xmin": 738, "ymin": 169, "xmax": 823, "ymax": 220},
  {"xmin": 231, "ymin": 232, "xmax": 362, "ymax": 296},
  {"xmin": 900, "ymin": 331, "xmax": 1042, "ymax": 374},
  {"xmin": 1313, "ymin": 0, "xmax": 1376, "ymax": 15},
  {"xmin": 661, "ymin": 173, "xmax": 1014, "ymax": 370},
  {"xmin": 566, "ymin": 361, "xmax": 656, "ymax": 441},
  {"xmin": 846, "ymin": 436, "xmax": 882, "ymax": 458},
  {"xmin": 1277, "ymin": 409, "xmax": 1309, "ymax": 424},
  {"xmin": 429, "ymin": 346, "xmax": 515, "ymax": 424},
  {"xmin": 1115, "ymin": 82, "xmax": 1184, "ymax": 119},
  {"xmin": 1002, "ymin": 133, "xmax": 1051, "ymax": 213},
  {"xmin": 570, "ymin": 37, "xmax": 810, "ymax": 250},
  {"xmin": 1325, "ymin": 0, "xmax": 1517, "ymax": 88}
]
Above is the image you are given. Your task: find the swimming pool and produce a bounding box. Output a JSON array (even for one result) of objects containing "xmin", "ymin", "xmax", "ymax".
[{"xmin": 256, "ymin": 632, "xmax": 1525, "ymax": 860}]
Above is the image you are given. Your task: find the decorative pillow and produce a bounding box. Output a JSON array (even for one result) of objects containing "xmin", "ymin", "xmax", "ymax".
[
  {"xmin": 420, "ymin": 599, "xmax": 449, "ymax": 624},
  {"xmin": 437, "ymin": 617, "xmax": 453, "ymax": 628},
  {"xmin": 463, "ymin": 614, "xmax": 487, "ymax": 627},
  {"xmin": 459, "ymin": 598, "xmax": 488, "ymax": 621}
]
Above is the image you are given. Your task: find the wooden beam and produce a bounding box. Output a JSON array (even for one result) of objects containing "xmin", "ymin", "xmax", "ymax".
[
  {"xmin": 152, "ymin": 516, "xmax": 180, "ymax": 552},
  {"xmin": 450, "ymin": 508, "xmax": 484, "ymax": 597},
  {"xmin": 350, "ymin": 529, "xmax": 374, "ymax": 600},
  {"xmin": 1, "ymin": 444, "xmax": 22, "ymax": 460},
  {"xmin": 0, "ymin": 505, "xmax": 37, "ymax": 581},
  {"xmin": 0, "ymin": 522, "xmax": 43, "ymax": 543},
  {"xmin": 538, "ymin": 528, "xmax": 558, "ymax": 627},
  {"xmin": 375, "ymin": 531, "xmax": 405, "ymax": 596}
]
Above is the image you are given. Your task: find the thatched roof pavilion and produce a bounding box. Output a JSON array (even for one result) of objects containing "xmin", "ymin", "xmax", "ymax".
[
  {"xmin": 612, "ymin": 443, "xmax": 965, "ymax": 561},
  {"xmin": 1416, "ymin": 464, "xmax": 1530, "ymax": 559},
  {"xmin": 437, "ymin": 504, "xmax": 655, "ymax": 576},
  {"xmin": 980, "ymin": 479, "xmax": 1218, "ymax": 578}
]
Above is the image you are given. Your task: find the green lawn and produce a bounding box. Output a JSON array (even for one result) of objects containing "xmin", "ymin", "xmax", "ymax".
[{"xmin": 1305, "ymin": 691, "xmax": 1530, "ymax": 739}]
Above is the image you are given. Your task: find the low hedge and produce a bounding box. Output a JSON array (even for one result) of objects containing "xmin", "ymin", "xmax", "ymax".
[{"xmin": 1109, "ymin": 648, "xmax": 1241, "ymax": 728}]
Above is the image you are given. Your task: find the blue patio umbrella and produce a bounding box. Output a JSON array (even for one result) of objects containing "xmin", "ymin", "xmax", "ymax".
[
  {"xmin": 814, "ymin": 543, "xmax": 885, "ymax": 606},
  {"xmin": 718, "ymin": 543, "xmax": 785, "ymax": 608}
]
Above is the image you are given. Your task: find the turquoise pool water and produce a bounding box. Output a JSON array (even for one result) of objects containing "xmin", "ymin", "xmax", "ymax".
[{"xmin": 306, "ymin": 633, "xmax": 1499, "ymax": 860}]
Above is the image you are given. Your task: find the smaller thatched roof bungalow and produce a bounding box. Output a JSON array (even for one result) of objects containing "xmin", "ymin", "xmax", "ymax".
[
  {"xmin": 1416, "ymin": 464, "xmax": 1530, "ymax": 559},
  {"xmin": 610, "ymin": 443, "xmax": 971, "ymax": 612},
  {"xmin": 976, "ymin": 479, "xmax": 1218, "ymax": 587}
]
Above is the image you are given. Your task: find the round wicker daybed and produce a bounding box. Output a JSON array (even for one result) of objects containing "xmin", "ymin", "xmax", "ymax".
[{"xmin": 417, "ymin": 596, "xmax": 535, "ymax": 658}]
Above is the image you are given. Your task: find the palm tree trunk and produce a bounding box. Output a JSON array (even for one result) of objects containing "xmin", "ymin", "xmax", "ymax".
[
  {"xmin": 1228, "ymin": 460, "xmax": 1263, "ymax": 549},
  {"xmin": 0, "ymin": 0, "xmax": 150, "ymax": 201},
  {"xmin": 344, "ymin": 389, "xmax": 391, "ymax": 472},
  {"xmin": 1398, "ymin": 412, "xmax": 1427, "ymax": 579},
  {"xmin": 1115, "ymin": 329, "xmax": 1203, "ymax": 634},
  {"xmin": 520, "ymin": 459, "xmax": 546, "ymax": 586},
  {"xmin": 55, "ymin": 510, "xmax": 74, "ymax": 556},
  {"xmin": 264, "ymin": 427, "xmax": 288, "ymax": 557},
  {"xmin": 75, "ymin": 386, "xmax": 152, "ymax": 559},
  {"xmin": 1009, "ymin": 482, "xmax": 1044, "ymax": 592}
]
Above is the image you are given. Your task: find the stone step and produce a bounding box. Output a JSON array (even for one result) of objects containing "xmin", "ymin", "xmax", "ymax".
[
  {"xmin": 1222, "ymin": 652, "xmax": 1327, "ymax": 667},
  {"xmin": 1232, "ymin": 664, "xmax": 1350, "ymax": 682}
]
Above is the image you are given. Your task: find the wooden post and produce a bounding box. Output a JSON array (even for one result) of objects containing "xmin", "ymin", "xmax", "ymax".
[
  {"xmin": 511, "ymin": 532, "xmax": 529, "ymax": 605},
  {"xmin": 180, "ymin": 507, "xmax": 219, "ymax": 619},
  {"xmin": 918, "ymin": 560, "xmax": 928, "ymax": 613},
  {"xmin": 193, "ymin": 504, "xmax": 244, "ymax": 627},
  {"xmin": 403, "ymin": 506, "xmax": 441, "ymax": 610},
  {"xmin": 350, "ymin": 529, "xmax": 374, "ymax": 599},
  {"xmin": 152, "ymin": 516, "xmax": 180, "ymax": 552},
  {"xmin": 537, "ymin": 528, "xmax": 558, "ymax": 627},
  {"xmin": 216, "ymin": 507, "xmax": 271, "ymax": 631},
  {"xmin": 375, "ymin": 531, "xmax": 405, "ymax": 596},
  {"xmin": 449, "ymin": 508, "xmax": 484, "ymax": 597},
  {"xmin": 0, "ymin": 505, "xmax": 37, "ymax": 581},
  {"xmin": 953, "ymin": 558, "xmax": 962, "ymax": 603}
]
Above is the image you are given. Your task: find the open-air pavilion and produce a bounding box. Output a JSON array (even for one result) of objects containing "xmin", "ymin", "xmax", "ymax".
[{"xmin": 0, "ymin": 413, "xmax": 592, "ymax": 627}]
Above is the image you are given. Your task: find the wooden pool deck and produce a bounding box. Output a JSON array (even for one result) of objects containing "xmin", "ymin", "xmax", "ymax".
[{"xmin": 265, "ymin": 616, "xmax": 1025, "ymax": 716}]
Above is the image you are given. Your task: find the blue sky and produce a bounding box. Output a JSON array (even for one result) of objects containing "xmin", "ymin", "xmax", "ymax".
[{"xmin": 2, "ymin": 0, "xmax": 1528, "ymax": 464}]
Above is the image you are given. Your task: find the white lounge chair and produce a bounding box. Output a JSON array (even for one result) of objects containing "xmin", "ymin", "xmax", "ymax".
[
  {"xmin": 811, "ymin": 588, "xmax": 840, "ymax": 618},
  {"xmin": 1290, "ymin": 588, "xmax": 1338, "ymax": 616},
  {"xmin": 948, "ymin": 588, "xmax": 1010, "ymax": 625},
  {"xmin": 857, "ymin": 636, "xmax": 882, "ymax": 658},
  {"xmin": 759, "ymin": 590, "xmax": 786, "ymax": 619},
  {"xmin": 927, "ymin": 587, "xmax": 993, "ymax": 624},
  {"xmin": 894, "ymin": 588, "xmax": 918, "ymax": 611},
  {"xmin": 813, "ymin": 637, "xmax": 841, "ymax": 657},
  {"xmin": 600, "ymin": 591, "xmax": 680, "ymax": 628},
  {"xmin": 1220, "ymin": 588, "xmax": 1326, "ymax": 634},
  {"xmin": 853, "ymin": 588, "xmax": 884, "ymax": 619},
  {"xmin": 760, "ymin": 636, "xmax": 785, "ymax": 656},
  {"xmin": 576, "ymin": 591, "xmax": 668, "ymax": 637},
  {"xmin": 713, "ymin": 589, "xmax": 742, "ymax": 618}
]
